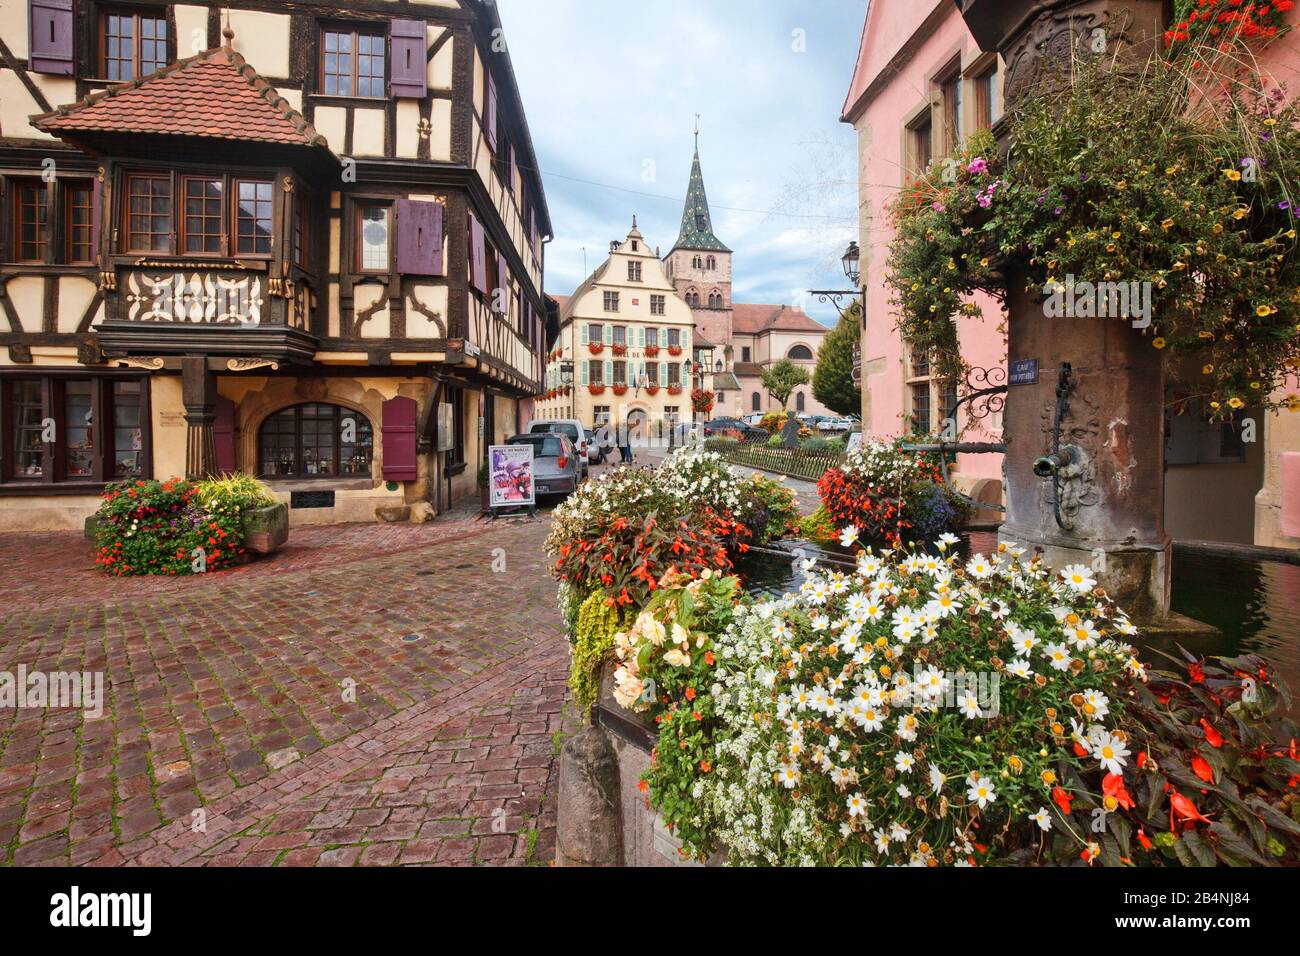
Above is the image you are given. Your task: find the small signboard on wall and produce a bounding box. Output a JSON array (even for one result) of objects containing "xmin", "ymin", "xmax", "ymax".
[
  {"xmin": 1009, "ymin": 358, "xmax": 1039, "ymax": 386},
  {"xmin": 436, "ymin": 402, "xmax": 454, "ymax": 453},
  {"xmin": 488, "ymin": 444, "xmax": 535, "ymax": 510}
]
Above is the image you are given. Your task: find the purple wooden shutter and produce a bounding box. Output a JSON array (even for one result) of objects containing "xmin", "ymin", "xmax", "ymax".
[
  {"xmin": 497, "ymin": 252, "xmax": 509, "ymax": 302},
  {"xmin": 381, "ymin": 396, "xmax": 418, "ymax": 482},
  {"xmin": 508, "ymin": 145, "xmax": 518, "ymax": 193},
  {"xmin": 29, "ymin": 0, "xmax": 74, "ymax": 76},
  {"xmin": 395, "ymin": 199, "xmax": 443, "ymax": 275},
  {"xmin": 390, "ymin": 19, "xmax": 427, "ymax": 99},
  {"xmin": 214, "ymin": 396, "xmax": 236, "ymax": 474},
  {"xmin": 485, "ymin": 74, "xmax": 498, "ymax": 152},
  {"xmin": 468, "ymin": 213, "xmax": 487, "ymax": 294}
]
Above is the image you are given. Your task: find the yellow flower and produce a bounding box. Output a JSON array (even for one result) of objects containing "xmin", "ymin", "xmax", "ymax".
[
  {"xmin": 1250, "ymin": 381, "xmax": 1262, "ymax": 390},
  {"xmin": 1284, "ymin": 394, "xmax": 1300, "ymax": 412},
  {"xmin": 1152, "ymin": 337, "xmax": 1167, "ymax": 349},
  {"xmin": 1264, "ymin": 118, "xmax": 1278, "ymax": 126},
  {"xmin": 1256, "ymin": 305, "xmax": 1272, "ymax": 316},
  {"xmin": 1198, "ymin": 330, "xmax": 1214, "ymax": 339},
  {"xmin": 1222, "ymin": 168, "xmax": 1242, "ymax": 181},
  {"xmin": 1164, "ymin": 166, "xmax": 1178, "ymax": 176},
  {"xmin": 1227, "ymin": 397, "xmax": 1245, "ymax": 410},
  {"xmin": 1161, "ymin": 218, "xmax": 1175, "ymax": 230},
  {"xmin": 979, "ymin": 257, "xmax": 989, "ymax": 267},
  {"xmin": 1232, "ymin": 207, "xmax": 1249, "ymax": 220},
  {"xmin": 1116, "ymin": 180, "xmax": 1128, "ymax": 190},
  {"xmin": 1210, "ymin": 401, "xmax": 1222, "ymax": 410},
  {"xmin": 1202, "ymin": 364, "xmax": 1214, "ymax": 375}
]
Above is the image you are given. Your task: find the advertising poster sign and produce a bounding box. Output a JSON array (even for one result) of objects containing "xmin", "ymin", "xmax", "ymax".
[{"xmin": 488, "ymin": 444, "xmax": 535, "ymax": 508}]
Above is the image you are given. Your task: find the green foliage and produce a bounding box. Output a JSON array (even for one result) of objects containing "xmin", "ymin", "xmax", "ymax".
[
  {"xmin": 761, "ymin": 358, "xmax": 811, "ymax": 409},
  {"xmin": 568, "ymin": 590, "xmax": 629, "ymax": 714},
  {"xmin": 194, "ymin": 473, "xmax": 276, "ymax": 518},
  {"xmin": 812, "ymin": 301, "xmax": 862, "ymax": 416},
  {"xmin": 734, "ymin": 473, "xmax": 800, "ymax": 546},
  {"xmin": 886, "ymin": 43, "xmax": 1300, "ymax": 416},
  {"xmin": 797, "ymin": 505, "xmax": 838, "ymax": 544}
]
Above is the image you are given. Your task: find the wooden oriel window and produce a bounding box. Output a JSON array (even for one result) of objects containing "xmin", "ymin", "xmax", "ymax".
[
  {"xmin": 181, "ymin": 176, "xmax": 224, "ymax": 254},
  {"xmin": 357, "ymin": 203, "xmax": 392, "ymax": 272},
  {"xmin": 1, "ymin": 374, "xmax": 149, "ymax": 485},
  {"xmin": 101, "ymin": 8, "xmax": 168, "ymax": 82},
  {"xmin": 235, "ymin": 180, "xmax": 274, "ymax": 255},
  {"xmin": 258, "ymin": 403, "xmax": 373, "ymax": 480},
  {"xmin": 64, "ymin": 181, "xmax": 95, "ymax": 264},
  {"xmin": 126, "ymin": 173, "xmax": 172, "ymax": 253},
  {"xmin": 321, "ymin": 27, "xmax": 386, "ymax": 98},
  {"xmin": 11, "ymin": 179, "xmax": 49, "ymax": 262}
]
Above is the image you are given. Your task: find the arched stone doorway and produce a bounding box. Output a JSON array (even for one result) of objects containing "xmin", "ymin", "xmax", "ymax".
[{"xmin": 626, "ymin": 408, "xmax": 650, "ymax": 446}]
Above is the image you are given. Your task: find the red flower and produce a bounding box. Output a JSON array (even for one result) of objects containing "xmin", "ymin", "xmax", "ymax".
[
  {"xmin": 1052, "ymin": 785, "xmax": 1073, "ymax": 815},
  {"xmin": 684, "ymin": 687, "xmax": 696, "ymax": 701},
  {"xmin": 1169, "ymin": 790, "xmax": 1212, "ymax": 830},
  {"xmin": 1190, "ymin": 753, "xmax": 1215, "ymax": 784},
  {"xmin": 1102, "ymin": 772, "xmax": 1136, "ymax": 811},
  {"xmin": 1200, "ymin": 718, "xmax": 1225, "ymax": 748},
  {"xmin": 1137, "ymin": 827, "xmax": 1153, "ymax": 850}
]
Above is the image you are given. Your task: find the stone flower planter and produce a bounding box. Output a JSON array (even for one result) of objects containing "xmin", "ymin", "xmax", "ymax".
[
  {"xmin": 556, "ymin": 661, "xmax": 726, "ymax": 867},
  {"xmin": 241, "ymin": 502, "xmax": 289, "ymax": 555}
]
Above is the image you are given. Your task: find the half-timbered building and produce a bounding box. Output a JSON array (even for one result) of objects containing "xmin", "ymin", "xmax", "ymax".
[{"xmin": 0, "ymin": 0, "xmax": 551, "ymax": 529}]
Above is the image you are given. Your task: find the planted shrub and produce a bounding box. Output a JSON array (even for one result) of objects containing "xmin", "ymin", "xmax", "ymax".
[
  {"xmin": 617, "ymin": 533, "xmax": 1300, "ymax": 866},
  {"xmin": 817, "ymin": 439, "xmax": 964, "ymax": 544},
  {"xmin": 94, "ymin": 478, "xmax": 244, "ymax": 576}
]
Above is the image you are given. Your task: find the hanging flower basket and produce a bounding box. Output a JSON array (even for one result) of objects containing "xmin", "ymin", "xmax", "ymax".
[
  {"xmin": 667, "ymin": 346, "xmax": 683, "ymax": 356},
  {"xmin": 612, "ymin": 384, "xmax": 628, "ymax": 396},
  {"xmin": 644, "ymin": 345, "xmax": 660, "ymax": 357},
  {"xmin": 646, "ymin": 385, "xmax": 660, "ymax": 396},
  {"xmin": 667, "ymin": 385, "xmax": 684, "ymax": 396},
  {"xmin": 691, "ymin": 388, "xmax": 715, "ymax": 415},
  {"xmin": 588, "ymin": 342, "xmax": 605, "ymax": 355},
  {"xmin": 588, "ymin": 384, "xmax": 606, "ymax": 395}
]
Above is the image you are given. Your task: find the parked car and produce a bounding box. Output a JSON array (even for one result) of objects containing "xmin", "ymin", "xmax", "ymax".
[
  {"xmin": 582, "ymin": 424, "xmax": 604, "ymax": 465},
  {"xmin": 743, "ymin": 412, "xmax": 767, "ymax": 427},
  {"xmin": 819, "ymin": 417, "xmax": 854, "ymax": 433},
  {"xmin": 506, "ymin": 433, "xmax": 580, "ymax": 499},
  {"xmin": 524, "ymin": 418, "xmax": 589, "ymax": 479},
  {"xmin": 704, "ymin": 417, "xmax": 766, "ymax": 441}
]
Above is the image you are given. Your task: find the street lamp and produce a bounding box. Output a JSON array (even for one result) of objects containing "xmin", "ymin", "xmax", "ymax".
[{"xmin": 841, "ymin": 240, "xmax": 861, "ymax": 286}]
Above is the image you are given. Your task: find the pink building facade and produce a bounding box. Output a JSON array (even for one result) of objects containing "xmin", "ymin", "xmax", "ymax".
[
  {"xmin": 841, "ymin": 1, "xmax": 1300, "ymax": 547},
  {"xmin": 841, "ymin": 2, "xmax": 1005, "ymax": 498}
]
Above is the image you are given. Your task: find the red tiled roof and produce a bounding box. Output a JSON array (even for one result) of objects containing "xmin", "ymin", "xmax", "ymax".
[
  {"xmin": 732, "ymin": 303, "xmax": 828, "ymax": 335},
  {"xmin": 34, "ymin": 46, "xmax": 329, "ymax": 149}
]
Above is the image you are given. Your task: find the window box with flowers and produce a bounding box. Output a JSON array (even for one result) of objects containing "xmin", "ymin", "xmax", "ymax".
[
  {"xmin": 667, "ymin": 385, "xmax": 683, "ymax": 396},
  {"xmin": 644, "ymin": 345, "xmax": 660, "ymax": 357},
  {"xmin": 645, "ymin": 385, "xmax": 660, "ymax": 396},
  {"xmin": 588, "ymin": 342, "xmax": 605, "ymax": 356},
  {"xmin": 667, "ymin": 346, "xmax": 683, "ymax": 357},
  {"xmin": 612, "ymin": 384, "xmax": 628, "ymax": 396},
  {"xmin": 588, "ymin": 384, "xmax": 606, "ymax": 395},
  {"xmin": 612, "ymin": 344, "xmax": 628, "ymax": 356}
]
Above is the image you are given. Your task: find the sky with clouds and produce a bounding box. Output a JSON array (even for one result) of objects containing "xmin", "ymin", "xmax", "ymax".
[{"xmin": 496, "ymin": 0, "xmax": 867, "ymax": 328}]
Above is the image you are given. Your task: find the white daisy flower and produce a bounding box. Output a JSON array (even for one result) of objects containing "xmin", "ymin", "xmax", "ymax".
[
  {"xmin": 1092, "ymin": 731, "xmax": 1130, "ymax": 775},
  {"xmin": 966, "ymin": 775, "xmax": 997, "ymax": 809},
  {"xmin": 1029, "ymin": 807, "xmax": 1052, "ymax": 831},
  {"xmin": 1060, "ymin": 564, "xmax": 1097, "ymax": 593}
]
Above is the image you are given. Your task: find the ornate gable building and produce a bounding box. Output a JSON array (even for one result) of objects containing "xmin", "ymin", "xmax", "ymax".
[
  {"xmin": 661, "ymin": 138, "xmax": 830, "ymax": 419},
  {"xmin": 0, "ymin": 0, "xmax": 552, "ymax": 531}
]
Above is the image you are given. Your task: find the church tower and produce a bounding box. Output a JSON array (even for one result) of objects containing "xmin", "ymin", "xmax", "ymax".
[{"xmin": 663, "ymin": 128, "xmax": 733, "ymax": 356}]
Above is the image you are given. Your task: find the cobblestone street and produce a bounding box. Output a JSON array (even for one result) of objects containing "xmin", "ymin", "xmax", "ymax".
[{"xmin": 0, "ymin": 511, "xmax": 579, "ymax": 867}]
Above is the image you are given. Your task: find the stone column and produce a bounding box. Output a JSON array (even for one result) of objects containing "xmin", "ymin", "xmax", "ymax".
[
  {"xmin": 957, "ymin": 0, "xmax": 1174, "ymax": 620},
  {"xmin": 999, "ymin": 270, "xmax": 1170, "ymax": 620},
  {"xmin": 182, "ymin": 355, "xmax": 218, "ymax": 480}
]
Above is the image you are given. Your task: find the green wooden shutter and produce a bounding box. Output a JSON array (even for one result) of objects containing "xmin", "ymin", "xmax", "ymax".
[{"xmin": 581, "ymin": 361, "xmax": 589, "ymax": 385}]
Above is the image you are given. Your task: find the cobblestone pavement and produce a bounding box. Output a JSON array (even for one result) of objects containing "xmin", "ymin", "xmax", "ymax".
[{"xmin": 0, "ymin": 509, "xmax": 580, "ymax": 866}]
